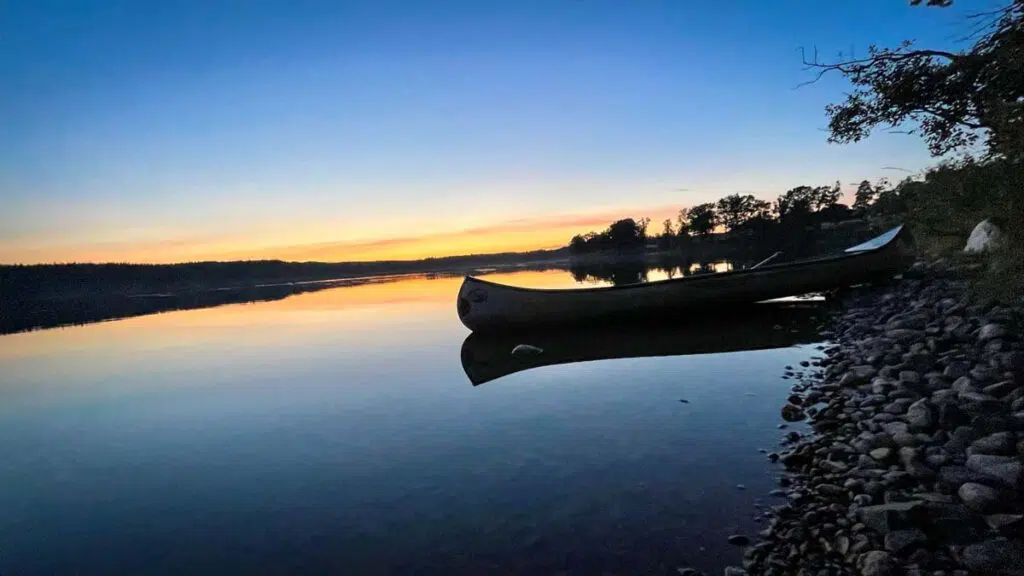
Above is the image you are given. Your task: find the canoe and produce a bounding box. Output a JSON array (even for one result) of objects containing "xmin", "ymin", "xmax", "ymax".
[
  {"xmin": 456, "ymin": 225, "xmax": 912, "ymax": 332},
  {"xmin": 460, "ymin": 301, "xmax": 825, "ymax": 385}
]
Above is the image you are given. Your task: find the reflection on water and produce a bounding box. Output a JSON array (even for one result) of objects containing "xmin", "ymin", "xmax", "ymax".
[
  {"xmin": 569, "ymin": 257, "xmax": 737, "ymax": 286},
  {"xmin": 461, "ymin": 301, "xmax": 823, "ymax": 385},
  {"xmin": 0, "ymin": 269, "xmax": 822, "ymax": 575}
]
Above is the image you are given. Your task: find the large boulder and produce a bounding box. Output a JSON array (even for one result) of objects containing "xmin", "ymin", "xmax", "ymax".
[{"xmin": 964, "ymin": 219, "xmax": 1004, "ymax": 253}]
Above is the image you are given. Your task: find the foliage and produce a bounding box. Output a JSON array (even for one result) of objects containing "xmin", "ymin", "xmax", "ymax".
[
  {"xmin": 853, "ymin": 180, "xmax": 877, "ymax": 212},
  {"xmin": 569, "ymin": 218, "xmax": 651, "ymax": 253},
  {"xmin": 687, "ymin": 203, "xmax": 717, "ymax": 236},
  {"xmin": 804, "ymin": 0, "xmax": 1024, "ymax": 158},
  {"xmin": 714, "ymin": 194, "xmax": 772, "ymax": 232}
]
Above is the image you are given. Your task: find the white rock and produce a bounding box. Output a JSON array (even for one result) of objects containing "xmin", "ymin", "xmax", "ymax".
[{"xmin": 964, "ymin": 219, "xmax": 1004, "ymax": 253}]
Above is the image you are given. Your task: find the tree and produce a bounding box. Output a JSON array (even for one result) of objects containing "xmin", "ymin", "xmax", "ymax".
[
  {"xmin": 808, "ymin": 182, "xmax": 842, "ymax": 212},
  {"xmin": 676, "ymin": 208, "xmax": 691, "ymax": 237},
  {"xmin": 606, "ymin": 218, "xmax": 646, "ymax": 249},
  {"xmin": 774, "ymin": 186, "xmax": 814, "ymax": 221},
  {"xmin": 853, "ymin": 180, "xmax": 877, "ymax": 211},
  {"xmin": 658, "ymin": 219, "xmax": 675, "ymax": 250},
  {"xmin": 802, "ymin": 0, "xmax": 1024, "ymax": 158},
  {"xmin": 714, "ymin": 194, "xmax": 771, "ymax": 232},
  {"xmin": 687, "ymin": 203, "xmax": 716, "ymax": 236},
  {"xmin": 569, "ymin": 234, "xmax": 587, "ymax": 253}
]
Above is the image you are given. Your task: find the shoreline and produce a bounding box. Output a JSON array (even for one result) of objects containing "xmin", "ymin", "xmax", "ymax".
[{"xmin": 736, "ymin": 255, "xmax": 1023, "ymax": 575}]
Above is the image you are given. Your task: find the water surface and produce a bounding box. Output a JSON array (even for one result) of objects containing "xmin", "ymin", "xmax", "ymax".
[{"xmin": 0, "ymin": 269, "xmax": 821, "ymax": 575}]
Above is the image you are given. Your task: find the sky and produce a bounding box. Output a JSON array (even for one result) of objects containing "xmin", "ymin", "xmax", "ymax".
[{"xmin": 0, "ymin": 0, "xmax": 995, "ymax": 264}]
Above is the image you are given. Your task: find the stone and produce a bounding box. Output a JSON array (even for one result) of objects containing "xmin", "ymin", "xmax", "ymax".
[
  {"xmin": 884, "ymin": 529, "xmax": 926, "ymax": 554},
  {"xmin": 964, "ymin": 219, "xmax": 1004, "ymax": 252},
  {"xmin": 979, "ymin": 323, "xmax": 1009, "ymax": 342},
  {"xmin": 961, "ymin": 539, "xmax": 1024, "ymax": 574},
  {"xmin": 676, "ymin": 569, "xmax": 700, "ymax": 576},
  {"xmin": 958, "ymin": 482, "xmax": 1001, "ymax": 512},
  {"xmin": 971, "ymin": 365, "xmax": 996, "ymax": 383},
  {"xmin": 938, "ymin": 403, "xmax": 967, "ymax": 430},
  {"xmin": 969, "ymin": 432, "xmax": 1016, "ymax": 456},
  {"xmin": 899, "ymin": 370, "xmax": 922, "ymax": 385},
  {"xmin": 952, "ymin": 376, "xmax": 977, "ymax": 394},
  {"xmin": 886, "ymin": 329, "xmax": 925, "ymax": 344},
  {"xmin": 960, "ymin": 392, "xmax": 1003, "ymax": 414},
  {"xmin": 857, "ymin": 501, "xmax": 923, "ymax": 534},
  {"xmin": 984, "ymin": 514, "xmax": 1024, "ymax": 532},
  {"xmin": 723, "ymin": 567, "xmax": 747, "ymax": 576},
  {"xmin": 781, "ymin": 404, "xmax": 806, "ymax": 422},
  {"xmin": 870, "ymin": 447, "xmax": 893, "ymax": 461},
  {"xmin": 905, "ymin": 399, "xmax": 935, "ymax": 431},
  {"xmin": 893, "ymin": 432, "xmax": 920, "ymax": 447},
  {"xmin": 966, "ymin": 454, "xmax": 1024, "ymax": 488},
  {"xmin": 859, "ymin": 550, "xmax": 893, "ymax": 576},
  {"xmin": 944, "ymin": 362, "xmax": 970, "ymax": 380},
  {"xmin": 984, "ymin": 380, "xmax": 1017, "ymax": 398}
]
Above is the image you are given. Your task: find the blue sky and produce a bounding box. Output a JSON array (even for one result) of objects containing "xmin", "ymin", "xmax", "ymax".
[{"xmin": 0, "ymin": 0, "xmax": 993, "ymax": 262}]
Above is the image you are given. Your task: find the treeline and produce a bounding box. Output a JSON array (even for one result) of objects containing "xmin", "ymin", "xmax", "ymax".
[
  {"xmin": 0, "ymin": 247, "xmax": 570, "ymax": 302},
  {"xmin": 568, "ymin": 182, "xmax": 860, "ymax": 258}
]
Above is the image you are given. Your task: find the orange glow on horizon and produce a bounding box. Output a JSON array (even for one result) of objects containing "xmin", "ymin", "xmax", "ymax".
[{"xmin": 0, "ymin": 206, "xmax": 684, "ymax": 265}]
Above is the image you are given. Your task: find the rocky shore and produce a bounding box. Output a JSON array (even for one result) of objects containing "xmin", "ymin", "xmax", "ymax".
[{"xmin": 739, "ymin": 256, "xmax": 1024, "ymax": 576}]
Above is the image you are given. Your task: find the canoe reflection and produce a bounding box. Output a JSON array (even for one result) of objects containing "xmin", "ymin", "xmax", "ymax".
[{"xmin": 460, "ymin": 301, "xmax": 824, "ymax": 386}]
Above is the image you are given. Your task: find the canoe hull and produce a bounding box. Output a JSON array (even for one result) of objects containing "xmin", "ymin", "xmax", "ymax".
[{"xmin": 456, "ymin": 226, "xmax": 912, "ymax": 332}]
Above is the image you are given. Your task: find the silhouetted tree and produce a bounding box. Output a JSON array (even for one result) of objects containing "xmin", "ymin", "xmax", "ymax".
[
  {"xmin": 714, "ymin": 194, "xmax": 772, "ymax": 232},
  {"xmin": 687, "ymin": 203, "xmax": 717, "ymax": 236},
  {"xmin": 802, "ymin": 0, "xmax": 1023, "ymax": 159},
  {"xmin": 775, "ymin": 187, "xmax": 814, "ymax": 221},
  {"xmin": 853, "ymin": 180, "xmax": 877, "ymax": 212}
]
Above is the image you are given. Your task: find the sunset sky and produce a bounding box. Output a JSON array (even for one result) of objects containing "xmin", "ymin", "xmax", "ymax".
[{"xmin": 1, "ymin": 1, "xmax": 979, "ymax": 264}]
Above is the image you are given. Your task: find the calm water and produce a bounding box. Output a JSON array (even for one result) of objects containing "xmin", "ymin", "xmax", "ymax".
[{"xmin": 0, "ymin": 269, "xmax": 821, "ymax": 575}]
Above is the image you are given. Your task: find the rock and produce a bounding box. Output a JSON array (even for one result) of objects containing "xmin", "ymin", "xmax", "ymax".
[
  {"xmin": 984, "ymin": 380, "xmax": 1017, "ymax": 398},
  {"xmin": 958, "ymin": 482, "xmax": 1001, "ymax": 512},
  {"xmin": 859, "ymin": 550, "xmax": 893, "ymax": 576},
  {"xmin": 676, "ymin": 568, "xmax": 700, "ymax": 576},
  {"xmin": 858, "ymin": 501, "xmax": 923, "ymax": 534},
  {"xmin": 969, "ymin": 432, "xmax": 1016, "ymax": 456},
  {"xmin": 979, "ymin": 323, "xmax": 1009, "ymax": 342},
  {"xmin": 781, "ymin": 403, "xmax": 806, "ymax": 422},
  {"xmin": 952, "ymin": 376, "xmax": 977, "ymax": 394},
  {"xmin": 961, "ymin": 538, "xmax": 1024, "ymax": 574},
  {"xmin": 899, "ymin": 370, "xmax": 922, "ymax": 385},
  {"xmin": 906, "ymin": 399, "xmax": 935, "ymax": 431},
  {"xmin": 960, "ymin": 391, "xmax": 1003, "ymax": 415},
  {"xmin": 893, "ymin": 431, "xmax": 920, "ymax": 448},
  {"xmin": 510, "ymin": 344, "xmax": 543, "ymax": 356},
  {"xmin": 727, "ymin": 534, "xmax": 750, "ymax": 546},
  {"xmin": 966, "ymin": 454, "xmax": 1024, "ymax": 488},
  {"xmin": 886, "ymin": 329, "xmax": 925, "ymax": 344},
  {"xmin": 984, "ymin": 514, "xmax": 1024, "ymax": 532},
  {"xmin": 786, "ymin": 394, "xmax": 803, "ymax": 405},
  {"xmin": 870, "ymin": 447, "xmax": 893, "ymax": 461},
  {"xmin": 723, "ymin": 567, "xmax": 747, "ymax": 576},
  {"xmin": 884, "ymin": 529, "xmax": 926, "ymax": 554},
  {"xmin": 944, "ymin": 362, "xmax": 970, "ymax": 379},
  {"xmin": 938, "ymin": 403, "xmax": 967, "ymax": 430}
]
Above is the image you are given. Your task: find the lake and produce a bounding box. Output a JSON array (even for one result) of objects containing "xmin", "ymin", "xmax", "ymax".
[{"xmin": 0, "ymin": 269, "xmax": 823, "ymax": 575}]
